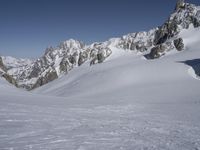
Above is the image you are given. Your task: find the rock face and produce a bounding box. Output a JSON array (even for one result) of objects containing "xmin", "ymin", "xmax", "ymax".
[
  {"xmin": 149, "ymin": 45, "xmax": 166, "ymax": 59},
  {"xmin": 78, "ymin": 51, "xmax": 89, "ymax": 66},
  {"xmin": 89, "ymin": 43, "xmax": 112, "ymax": 65},
  {"xmin": 175, "ymin": 0, "xmax": 185, "ymax": 11},
  {"xmin": 0, "ymin": 56, "xmax": 6, "ymax": 72},
  {"xmin": 32, "ymin": 70, "xmax": 58, "ymax": 89},
  {"xmin": 2, "ymin": 39, "xmax": 113, "ymax": 90},
  {"xmin": 116, "ymin": 29, "xmax": 156, "ymax": 52},
  {"xmin": 1, "ymin": 1, "xmax": 200, "ymax": 90},
  {"xmin": 1, "ymin": 73, "xmax": 18, "ymax": 87},
  {"xmin": 148, "ymin": 1, "xmax": 200, "ymax": 59},
  {"xmin": 146, "ymin": 42, "xmax": 174, "ymax": 59},
  {"xmin": 174, "ymin": 38, "xmax": 184, "ymax": 51},
  {"xmin": 0, "ymin": 56, "xmax": 18, "ymax": 87}
]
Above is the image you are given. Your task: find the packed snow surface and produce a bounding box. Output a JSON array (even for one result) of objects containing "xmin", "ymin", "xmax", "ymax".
[{"xmin": 1, "ymin": 28, "xmax": 200, "ymax": 150}]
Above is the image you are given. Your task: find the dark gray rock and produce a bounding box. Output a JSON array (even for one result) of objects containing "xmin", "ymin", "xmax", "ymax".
[
  {"xmin": 68, "ymin": 53, "xmax": 77, "ymax": 65},
  {"xmin": 136, "ymin": 45, "xmax": 147, "ymax": 52},
  {"xmin": 0, "ymin": 56, "xmax": 18, "ymax": 87},
  {"xmin": 154, "ymin": 28, "xmax": 168, "ymax": 45},
  {"xmin": 97, "ymin": 52, "xmax": 106, "ymax": 63},
  {"xmin": 89, "ymin": 43, "xmax": 112, "ymax": 65},
  {"xmin": 98, "ymin": 48, "xmax": 112, "ymax": 63},
  {"xmin": 175, "ymin": 0, "xmax": 185, "ymax": 11},
  {"xmin": 154, "ymin": 21, "xmax": 179, "ymax": 45},
  {"xmin": 78, "ymin": 51, "xmax": 89, "ymax": 66},
  {"xmin": 191, "ymin": 16, "xmax": 200, "ymax": 28},
  {"xmin": 148, "ymin": 44, "xmax": 167, "ymax": 59},
  {"xmin": 174, "ymin": 38, "xmax": 184, "ymax": 51},
  {"xmin": 32, "ymin": 70, "xmax": 58, "ymax": 89},
  {"xmin": 29, "ymin": 63, "xmax": 41, "ymax": 79},
  {"xmin": 0, "ymin": 56, "xmax": 6, "ymax": 71},
  {"xmin": 1, "ymin": 73, "xmax": 18, "ymax": 87},
  {"xmin": 60, "ymin": 58, "xmax": 71, "ymax": 73}
]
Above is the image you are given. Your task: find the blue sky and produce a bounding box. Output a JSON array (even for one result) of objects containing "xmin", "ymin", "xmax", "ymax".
[{"xmin": 0, "ymin": 0, "xmax": 199, "ymax": 58}]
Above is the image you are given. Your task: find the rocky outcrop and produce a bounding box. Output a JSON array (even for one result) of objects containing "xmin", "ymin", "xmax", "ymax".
[
  {"xmin": 116, "ymin": 30, "xmax": 155, "ymax": 52},
  {"xmin": 175, "ymin": 0, "xmax": 185, "ymax": 11},
  {"xmin": 154, "ymin": 21, "xmax": 178, "ymax": 45},
  {"xmin": 146, "ymin": 42, "xmax": 174, "ymax": 59},
  {"xmin": 1, "ymin": 73, "xmax": 18, "ymax": 87},
  {"xmin": 99, "ymin": 50, "xmax": 111, "ymax": 63},
  {"xmin": 0, "ymin": 56, "xmax": 18, "ymax": 87},
  {"xmin": 0, "ymin": 56, "xmax": 6, "ymax": 72},
  {"xmin": 174, "ymin": 38, "xmax": 184, "ymax": 51},
  {"xmin": 147, "ymin": 1, "xmax": 200, "ymax": 59},
  {"xmin": 89, "ymin": 43, "xmax": 112, "ymax": 65},
  {"xmin": 32, "ymin": 70, "xmax": 58, "ymax": 89},
  {"xmin": 59, "ymin": 57, "xmax": 72, "ymax": 74},
  {"xmin": 148, "ymin": 45, "xmax": 166, "ymax": 59},
  {"xmin": 78, "ymin": 51, "xmax": 89, "ymax": 66}
]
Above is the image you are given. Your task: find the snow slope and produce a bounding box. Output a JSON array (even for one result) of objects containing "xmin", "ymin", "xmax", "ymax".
[
  {"xmin": 35, "ymin": 27, "xmax": 200, "ymax": 104},
  {"xmin": 0, "ymin": 27, "xmax": 200, "ymax": 150}
]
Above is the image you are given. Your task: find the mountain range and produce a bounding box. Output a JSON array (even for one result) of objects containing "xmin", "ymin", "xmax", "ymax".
[
  {"xmin": 1, "ymin": 1, "xmax": 200, "ymax": 149},
  {"xmin": 0, "ymin": 0, "xmax": 200, "ymax": 90}
]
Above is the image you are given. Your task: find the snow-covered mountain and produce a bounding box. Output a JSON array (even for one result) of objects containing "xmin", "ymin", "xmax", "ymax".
[
  {"xmin": 1, "ymin": 14, "xmax": 200, "ymax": 150},
  {"xmin": 1, "ymin": 1, "xmax": 200, "ymax": 149},
  {"xmin": 0, "ymin": 0, "xmax": 200, "ymax": 90}
]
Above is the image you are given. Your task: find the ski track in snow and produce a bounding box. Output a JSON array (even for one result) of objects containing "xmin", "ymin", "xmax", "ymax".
[{"xmin": 0, "ymin": 102, "xmax": 200, "ymax": 150}]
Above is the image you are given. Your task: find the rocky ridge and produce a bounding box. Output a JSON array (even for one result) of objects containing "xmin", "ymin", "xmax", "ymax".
[{"xmin": 0, "ymin": 57, "xmax": 18, "ymax": 86}]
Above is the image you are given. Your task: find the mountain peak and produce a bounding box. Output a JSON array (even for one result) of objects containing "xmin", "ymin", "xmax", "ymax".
[
  {"xmin": 175, "ymin": 0, "xmax": 185, "ymax": 11},
  {"xmin": 58, "ymin": 39, "xmax": 84, "ymax": 50}
]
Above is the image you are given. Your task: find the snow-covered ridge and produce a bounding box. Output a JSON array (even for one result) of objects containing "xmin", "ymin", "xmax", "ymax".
[
  {"xmin": 0, "ymin": 0, "xmax": 200, "ymax": 90},
  {"xmin": 2, "ymin": 56, "xmax": 33, "ymax": 69}
]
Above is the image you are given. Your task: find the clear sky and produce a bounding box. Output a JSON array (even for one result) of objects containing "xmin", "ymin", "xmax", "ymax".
[{"xmin": 0, "ymin": 0, "xmax": 199, "ymax": 58}]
